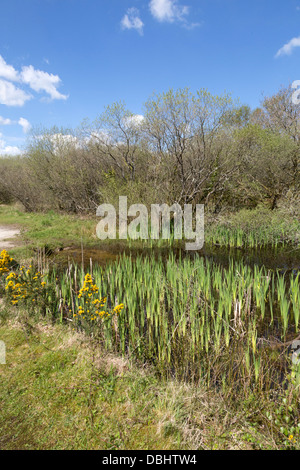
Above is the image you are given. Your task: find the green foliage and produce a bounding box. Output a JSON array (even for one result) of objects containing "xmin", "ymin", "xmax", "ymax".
[
  {"xmin": 3, "ymin": 249, "xmax": 299, "ymax": 395},
  {"xmin": 1, "ymin": 85, "xmax": 298, "ymax": 214},
  {"xmin": 206, "ymin": 206, "xmax": 300, "ymax": 247}
]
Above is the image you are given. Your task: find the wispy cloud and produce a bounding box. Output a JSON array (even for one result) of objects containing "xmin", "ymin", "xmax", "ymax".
[
  {"xmin": 150, "ymin": 0, "xmax": 199, "ymax": 27},
  {"xmin": 18, "ymin": 117, "xmax": 31, "ymax": 133},
  {"xmin": 275, "ymin": 36, "xmax": 300, "ymax": 57},
  {"xmin": 0, "ymin": 116, "xmax": 13, "ymax": 126},
  {"xmin": 149, "ymin": 0, "xmax": 188, "ymax": 23},
  {"xmin": 120, "ymin": 1, "xmax": 199, "ymax": 34},
  {"xmin": 0, "ymin": 115, "xmax": 31, "ymax": 132},
  {"xmin": 0, "ymin": 144, "xmax": 22, "ymax": 156},
  {"xmin": 0, "ymin": 79, "xmax": 31, "ymax": 106},
  {"xmin": 0, "ymin": 133, "xmax": 22, "ymax": 156},
  {"xmin": 0, "ymin": 55, "xmax": 68, "ymax": 104},
  {"xmin": 149, "ymin": 0, "xmax": 200, "ymax": 29},
  {"xmin": 121, "ymin": 8, "xmax": 144, "ymax": 35},
  {"xmin": 0, "ymin": 56, "xmax": 19, "ymax": 82},
  {"xmin": 20, "ymin": 65, "xmax": 68, "ymax": 101}
]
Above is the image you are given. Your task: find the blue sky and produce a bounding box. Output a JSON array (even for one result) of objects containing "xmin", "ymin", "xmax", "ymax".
[{"xmin": 1, "ymin": 0, "xmax": 300, "ymax": 154}]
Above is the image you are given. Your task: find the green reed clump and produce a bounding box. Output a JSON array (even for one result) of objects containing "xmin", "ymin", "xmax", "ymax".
[
  {"xmin": 43, "ymin": 254, "xmax": 299, "ymax": 395},
  {"xmin": 2, "ymin": 249, "xmax": 299, "ymax": 397},
  {"xmin": 205, "ymin": 205, "xmax": 300, "ymax": 249},
  {"xmin": 206, "ymin": 224, "xmax": 298, "ymax": 248}
]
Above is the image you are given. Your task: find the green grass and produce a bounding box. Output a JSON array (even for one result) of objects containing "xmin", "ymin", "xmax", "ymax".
[
  {"xmin": 1, "ymin": 204, "xmax": 299, "ymax": 262},
  {"xmin": 205, "ymin": 206, "xmax": 300, "ymax": 248},
  {"xmin": 0, "ymin": 314, "xmax": 183, "ymax": 450},
  {"xmin": 0, "ymin": 205, "xmax": 98, "ymax": 257},
  {"xmin": 0, "ymin": 205, "xmax": 176, "ymax": 262},
  {"xmin": 0, "ymin": 203, "xmax": 299, "ymax": 450},
  {"xmin": 1, "ymin": 312, "xmax": 297, "ymax": 450}
]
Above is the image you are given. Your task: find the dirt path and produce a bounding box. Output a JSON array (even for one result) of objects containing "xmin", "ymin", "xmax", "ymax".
[{"xmin": 0, "ymin": 226, "xmax": 20, "ymax": 250}]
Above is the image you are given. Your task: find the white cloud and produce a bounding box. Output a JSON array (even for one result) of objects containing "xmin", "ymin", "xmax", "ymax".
[
  {"xmin": 0, "ymin": 115, "xmax": 31, "ymax": 133},
  {"xmin": 149, "ymin": 0, "xmax": 189, "ymax": 23},
  {"xmin": 0, "ymin": 56, "xmax": 19, "ymax": 82},
  {"xmin": 0, "ymin": 55, "xmax": 68, "ymax": 102},
  {"xmin": 0, "ymin": 79, "xmax": 31, "ymax": 106},
  {"xmin": 20, "ymin": 65, "xmax": 68, "ymax": 100},
  {"xmin": 50, "ymin": 133, "xmax": 79, "ymax": 146},
  {"xmin": 0, "ymin": 145, "xmax": 22, "ymax": 156},
  {"xmin": 276, "ymin": 36, "xmax": 300, "ymax": 57},
  {"xmin": 18, "ymin": 117, "xmax": 31, "ymax": 133},
  {"xmin": 34, "ymin": 133, "xmax": 81, "ymax": 154},
  {"xmin": 121, "ymin": 8, "xmax": 144, "ymax": 35},
  {"xmin": 0, "ymin": 135, "xmax": 22, "ymax": 156},
  {"xmin": 0, "ymin": 116, "xmax": 13, "ymax": 126},
  {"xmin": 124, "ymin": 114, "xmax": 144, "ymax": 128}
]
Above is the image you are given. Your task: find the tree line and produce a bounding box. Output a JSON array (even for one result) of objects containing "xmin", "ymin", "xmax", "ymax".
[{"xmin": 0, "ymin": 85, "xmax": 299, "ymax": 214}]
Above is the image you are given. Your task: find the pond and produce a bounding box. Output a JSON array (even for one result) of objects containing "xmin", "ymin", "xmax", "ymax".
[{"xmin": 50, "ymin": 241, "xmax": 300, "ymax": 273}]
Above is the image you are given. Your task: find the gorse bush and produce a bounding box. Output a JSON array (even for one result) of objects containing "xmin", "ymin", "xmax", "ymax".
[
  {"xmin": 0, "ymin": 250, "xmax": 14, "ymax": 276},
  {"xmin": 74, "ymin": 273, "xmax": 124, "ymax": 337},
  {"xmin": 1, "ymin": 251, "xmax": 124, "ymax": 340},
  {"xmin": 5, "ymin": 266, "xmax": 47, "ymax": 308}
]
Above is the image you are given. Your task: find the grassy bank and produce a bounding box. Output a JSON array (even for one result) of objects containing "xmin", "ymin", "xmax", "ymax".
[
  {"xmin": 0, "ymin": 204, "xmax": 299, "ymax": 450},
  {"xmin": 205, "ymin": 206, "xmax": 299, "ymax": 248},
  {"xmin": 0, "ymin": 312, "xmax": 297, "ymax": 451},
  {"xmin": 0, "ymin": 204, "xmax": 97, "ymax": 258},
  {"xmin": 0, "ymin": 314, "xmax": 186, "ymax": 450},
  {"xmin": 0, "ymin": 204, "xmax": 299, "ymax": 261},
  {"xmin": 1, "ymin": 247, "xmax": 300, "ymax": 450}
]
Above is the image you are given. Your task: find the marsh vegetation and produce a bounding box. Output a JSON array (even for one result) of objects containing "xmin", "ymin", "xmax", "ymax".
[{"xmin": 0, "ymin": 84, "xmax": 299, "ymax": 450}]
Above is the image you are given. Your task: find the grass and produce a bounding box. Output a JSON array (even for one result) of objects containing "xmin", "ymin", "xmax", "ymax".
[
  {"xmin": 1, "ymin": 249, "xmax": 300, "ymax": 450},
  {"xmin": 0, "ymin": 204, "xmax": 99, "ymax": 259},
  {"xmin": 2, "ymin": 248, "xmax": 300, "ymax": 392},
  {"xmin": 205, "ymin": 206, "xmax": 300, "ymax": 248},
  {"xmin": 0, "ymin": 205, "xmax": 178, "ymax": 262},
  {"xmin": 0, "ymin": 311, "xmax": 297, "ymax": 450},
  {"xmin": 0, "ymin": 204, "xmax": 299, "ymax": 262},
  {"xmin": 0, "ymin": 313, "xmax": 182, "ymax": 450},
  {"xmin": 0, "ymin": 203, "xmax": 299, "ymax": 450}
]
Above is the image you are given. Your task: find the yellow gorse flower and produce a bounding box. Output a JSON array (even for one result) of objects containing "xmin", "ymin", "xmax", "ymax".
[
  {"xmin": 0, "ymin": 250, "xmax": 13, "ymax": 275},
  {"xmin": 2, "ymin": 251, "xmax": 124, "ymax": 332},
  {"xmin": 75, "ymin": 273, "xmax": 124, "ymax": 323},
  {"xmin": 4, "ymin": 262, "xmax": 47, "ymax": 306}
]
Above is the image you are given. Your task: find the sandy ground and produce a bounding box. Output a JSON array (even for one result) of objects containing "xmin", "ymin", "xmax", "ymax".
[{"xmin": 0, "ymin": 226, "xmax": 20, "ymax": 250}]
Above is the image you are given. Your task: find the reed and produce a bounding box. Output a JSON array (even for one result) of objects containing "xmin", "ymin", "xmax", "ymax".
[
  {"xmin": 205, "ymin": 224, "xmax": 297, "ymax": 248},
  {"xmin": 40, "ymin": 253, "xmax": 299, "ymax": 393},
  {"xmin": 2, "ymin": 247, "xmax": 299, "ymax": 394}
]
